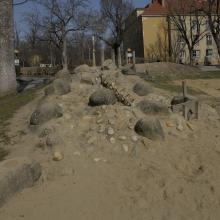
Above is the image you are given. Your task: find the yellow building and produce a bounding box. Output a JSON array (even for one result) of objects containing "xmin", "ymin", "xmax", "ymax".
[{"xmin": 124, "ymin": 0, "xmax": 220, "ymax": 65}]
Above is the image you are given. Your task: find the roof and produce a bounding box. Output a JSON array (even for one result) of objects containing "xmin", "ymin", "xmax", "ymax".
[{"xmin": 141, "ymin": 1, "xmax": 168, "ymax": 16}]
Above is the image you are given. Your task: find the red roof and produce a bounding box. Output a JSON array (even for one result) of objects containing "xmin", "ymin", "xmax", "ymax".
[{"xmin": 141, "ymin": 1, "xmax": 168, "ymax": 16}]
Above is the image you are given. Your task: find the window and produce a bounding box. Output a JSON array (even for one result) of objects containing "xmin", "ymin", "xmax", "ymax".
[
  {"xmin": 192, "ymin": 50, "xmax": 200, "ymax": 58},
  {"xmin": 206, "ymin": 49, "xmax": 213, "ymax": 56},
  {"xmin": 206, "ymin": 34, "xmax": 212, "ymax": 45}
]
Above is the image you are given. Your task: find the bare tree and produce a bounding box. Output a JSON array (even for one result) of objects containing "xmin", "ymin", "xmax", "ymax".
[
  {"xmin": 167, "ymin": 0, "xmax": 207, "ymax": 65},
  {"xmin": 0, "ymin": 0, "xmax": 17, "ymax": 96},
  {"xmin": 202, "ymin": 0, "xmax": 220, "ymax": 57},
  {"xmin": 34, "ymin": 0, "xmax": 89, "ymax": 71},
  {"xmin": 97, "ymin": 0, "xmax": 134, "ymax": 56}
]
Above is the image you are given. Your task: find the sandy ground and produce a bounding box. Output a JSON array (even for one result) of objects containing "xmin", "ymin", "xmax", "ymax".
[{"xmin": 0, "ymin": 72, "xmax": 220, "ymax": 220}]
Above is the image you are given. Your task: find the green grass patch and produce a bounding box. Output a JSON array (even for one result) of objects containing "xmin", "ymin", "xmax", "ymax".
[{"xmin": 0, "ymin": 86, "xmax": 42, "ymax": 161}]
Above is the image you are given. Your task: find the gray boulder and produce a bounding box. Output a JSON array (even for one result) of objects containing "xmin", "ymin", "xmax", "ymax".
[
  {"xmin": 74, "ymin": 64, "xmax": 91, "ymax": 74},
  {"xmin": 45, "ymin": 78, "xmax": 71, "ymax": 96},
  {"xmin": 81, "ymin": 72, "xmax": 100, "ymax": 85},
  {"xmin": 101, "ymin": 59, "xmax": 117, "ymax": 71},
  {"xmin": 0, "ymin": 157, "xmax": 41, "ymax": 207},
  {"xmin": 134, "ymin": 118, "xmax": 165, "ymax": 141},
  {"xmin": 133, "ymin": 82, "xmax": 153, "ymax": 96},
  {"xmin": 89, "ymin": 88, "xmax": 117, "ymax": 106},
  {"xmin": 121, "ymin": 65, "xmax": 136, "ymax": 75},
  {"xmin": 30, "ymin": 101, "xmax": 63, "ymax": 125},
  {"xmin": 137, "ymin": 100, "xmax": 169, "ymax": 115}
]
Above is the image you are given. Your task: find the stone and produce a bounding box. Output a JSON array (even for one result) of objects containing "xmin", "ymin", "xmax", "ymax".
[
  {"xmin": 133, "ymin": 82, "xmax": 153, "ymax": 96},
  {"xmin": 176, "ymin": 119, "xmax": 185, "ymax": 131},
  {"xmin": 46, "ymin": 134, "xmax": 62, "ymax": 148},
  {"xmin": 110, "ymin": 137, "xmax": 116, "ymax": 144},
  {"xmin": 74, "ymin": 64, "xmax": 92, "ymax": 74},
  {"xmin": 0, "ymin": 157, "xmax": 41, "ymax": 207},
  {"xmin": 102, "ymin": 59, "xmax": 117, "ymax": 71},
  {"xmin": 137, "ymin": 100, "xmax": 169, "ymax": 115},
  {"xmin": 166, "ymin": 121, "xmax": 175, "ymax": 128},
  {"xmin": 45, "ymin": 78, "xmax": 71, "ymax": 96},
  {"xmin": 98, "ymin": 124, "xmax": 105, "ymax": 133},
  {"xmin": 119, "ymin": 136, "xmax": 127, "ymax": 140},
  {"xmin": 134, "ymin": 118, "xmax": 165, "ymax": 141},
  {"xmin": 131, "ymin": 135, "xmax": 139, "ymax": 142},
  {"xmin": 121, "ymin": 65, "xmax": 136, "ymax": 75},
  {"xmin": 30, "ymin": 100, "xmax": 63, "ymax": 125},
  {"xmin": 107, "ymin": 127, "xmax": 114, "ymax": 135},
  {"xmin": 122, "ymin": 144, "xmax": 129, "ymax": 152},
  {"xmin": 53, "ymin": 152, "xmax": 64, "ymax": 161},
  {"xmin": 96, "ymin": 118, "xmax": 104, "ymax": 124},
  {"xmin": 89, "ymin": 88, "xmax": 117, "ymax": 106},
  {"xmin": 55, "ymin": 69, "xmax": 72, "ymax": 82}
]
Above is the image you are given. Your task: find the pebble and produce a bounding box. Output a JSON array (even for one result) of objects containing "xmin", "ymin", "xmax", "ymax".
[
  {"xmin": 73, "ymin": 151, "xmax": 81, "ymax": 156},
  {"xmin": 87, "ymin": 136, "xmax": 96, "ymax": 144},
  {"xmin": 107, "ymin": 127, "xmax": 114, "ymax": 135},
  {"xmin": 166, "ymin": 121, "xmax": 175, "ymax": 128},
  {"xmin": 131, "ymin": 135, "xmax": 138, "ymax": 142},
  {"xmin": 128, "ymin": 123, "xmax": 133, "ymax": 129},
  {"xmin": 110, "ymin": 137, "xmax": 116, "ymax": 144},
  {"xmin": 98, "ymin": 125, "xmax": 105, "ymax": 133},
  {"xmin": 108, "ymin": 118, "xmax": 115, "ymax": 125},
  {"xmin": 122, "ymin": 144, "xmax": 129, "ymax": 152},
  {"xmin": 94, "ymin": 158, "xmax": 107, "ymax": 163},
  {"xmin": 97, "ymin": 118, "xmax": 104, "ymax": 124},
  {"xmin": 53, "ymin": 152, "xmax": 64, "ymax": 161},
  {"xmin": 118, "ymin": 136, "xmax": 127, "ymax": 140}
]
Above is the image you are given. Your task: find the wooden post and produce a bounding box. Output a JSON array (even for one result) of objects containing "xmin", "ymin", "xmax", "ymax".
[{"xmin": 117, "ymin": 47, "xmax": 122, "ymax": 68}]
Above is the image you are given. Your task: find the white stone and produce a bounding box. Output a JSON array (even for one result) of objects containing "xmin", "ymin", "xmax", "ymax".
[
  {"xmin": 110, "ymin": 137, "xmax": 116, "ymax": 144},
  {"xmin": 119, "ymin": 136, "xmax": 127, "ymax": 140},
  {"xmin": 122, "ymin": 144, "xmax": 129, "ymax": 152},
  {"xmin": 107, "ymin": 127, "xmax": 114, "ymax": 135},
  {"xmin": 131, "ymin": 135, "xmax": 138, "ymax": 142}
]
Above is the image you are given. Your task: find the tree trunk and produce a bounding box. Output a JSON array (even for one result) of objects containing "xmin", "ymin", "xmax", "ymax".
[
  {"xmin": 0, "ymin": 0, "xmax": 17, "ymax": 97},
  {"xmin": 62, "ymin": 35, "xmax": 68, "ymax": 70}
]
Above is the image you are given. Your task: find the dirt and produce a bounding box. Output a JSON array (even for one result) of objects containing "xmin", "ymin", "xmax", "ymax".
[{"xmin": 0, "ymin": 68, "xmax": 220, "ymax": 220}]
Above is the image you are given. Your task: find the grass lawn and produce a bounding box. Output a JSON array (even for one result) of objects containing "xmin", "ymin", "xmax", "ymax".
[
  {"xmin": 0, "ymin": 86, "xmax": 42, "ymax": 161},
  {"xmin": 147, "ymin": 71, "xmax": 220, "ymax": 94}
]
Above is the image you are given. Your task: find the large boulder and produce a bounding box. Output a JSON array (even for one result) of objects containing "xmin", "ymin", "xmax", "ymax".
[
  {"xmin": 134, "ymin": 118, "xmax": 165, "ymax": 141},
  {"xmin": 55, "ymin": 69, "xmax": 72, "ymax": 82},
  {"xmin": 133, "ymin": 82, "xmax": 153, "ymax": 96},
  {"xmin": 0, "ymin": 157, "xmax": 41, "ymax": 207},
  {"xmin": 45, "ymin": 78, "xmax": 71, "ymax": 96},
  {"xmin": 137, "ymin": 100, "xmax": 169, "ymax": 115},
  {"xmin": 74, "ymin": 64, "xmax": 91, "ymax": 74},
  {"xmin": 81, "ymin": 72, "xmax": 100, "ymax": 85},
  {"xmin": 121, "ymin": 65, "xmax": 136, "ymax": 75},
  {"xmin": 89, "ymin": 88, "xmax": 117, "ymax": 106},
  {"xmin": 30, "ymin": 101, "xmax": 63, "ymax": 125},
  {"xmin": 101, "ymin": 59, "xmax": 117, "ymax": 71}
]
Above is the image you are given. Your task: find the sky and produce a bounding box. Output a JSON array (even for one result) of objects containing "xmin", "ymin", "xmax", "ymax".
[{"xmin": 14, "ymin": 0, "xmax": 150, "ymax": 34}]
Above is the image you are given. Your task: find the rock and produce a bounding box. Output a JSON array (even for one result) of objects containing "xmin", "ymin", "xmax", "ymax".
[
  {"xmin": 133, "ymin": 82, "xmax": 153, "ymax": 96},
  {"xmin": 73, "ymin": 64, "xmax": 91, "ymax": 74},
  {"xmin": 102, "ymin": 59, "xmax": 117, "ymax": 71},
  {"xmin": 137, "ymin": 100, "xmax": 169, "ymax": 115},
  {"xmin": 118, "ymin": 136, "xmax": 127, "ymax": 140},
  {"xmin": 122, "ymin": 144, "xmax": 129, "ymax": 152},
  {"xmin": 121, "ymin": 65, "xmax": 136, "ymax": 75},
  {"xmin": 98, "ymin": 124, "xmax": 105, "ymax": 133},
  {"xmin": 30, "ymin": 101, "xmax": 63, "ymax": 125},
  {"xmin": 131, "ymin": 135, "xmax": 138, "ymax": 142},
  {"xmin": 55, "ymin": 69, "xmax": 72, "ymax": 82},
  {"xmin": 53, "ymin": 152, "xmax": 64, "ymax": 161},
  {"xmin": 46, "ymin": 134, "xmax": 62, "ymax": 148},
  {"xmin": 176, "ymin": 118, "xmax": 185, "ymax": 131},
  {"xmin": 171, "ymin": 96, "xmax": 187, "ymax": 105},
  {"xmin": 110, "ymin": 137, "xmax": 116, "ymax": 144},
  {"xmin": 107, "ymin": 127, "xmax": 114, "ymax": 135},
  {"xmin": 80, "ymin": 72, "xmax": 100, "ymax": 85},
  {"xmin": 134, "ymin": 118, "xmax": 165, "ymax": 141},
  {"xmin": 89, "ymin": 88, "xmax": 117, "ymax": 106},
  {"xmin": 0, "ymin": 157, "xmax": 41, "ymax": 207},
  {"xmin": 45, "ymin": 78, "xmax": 71, "ymax": 96}
]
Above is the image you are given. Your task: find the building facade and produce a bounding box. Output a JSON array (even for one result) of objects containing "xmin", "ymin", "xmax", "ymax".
[{"xmin": 124, "ymin": 0, "xmax": 220, "ymax": 65}]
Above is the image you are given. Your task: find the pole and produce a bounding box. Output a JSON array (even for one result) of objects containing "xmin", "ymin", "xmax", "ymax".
[
  {"xmin": 92, "ymin": 35, "xmax": 96, "ymax": 67},
  {"xmin": 132, "ymin": 51, "xmax": 136, "ymax": 66}
]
